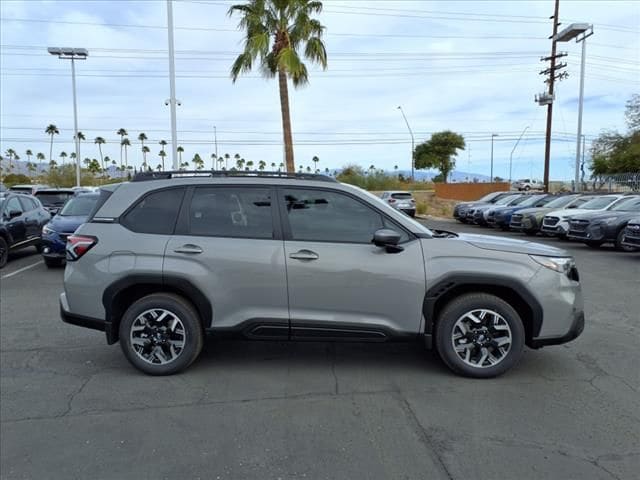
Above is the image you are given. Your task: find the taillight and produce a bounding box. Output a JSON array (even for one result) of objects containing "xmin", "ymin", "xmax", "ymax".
[{"xmin": 66, "ymin": 235, "xmax": 97, "ymax": 261}]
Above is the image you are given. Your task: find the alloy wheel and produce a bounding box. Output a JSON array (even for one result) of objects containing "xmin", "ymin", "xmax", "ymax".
[{"xmin": 451, "ymin": 309, "xmax": 512, "ymax": 368}]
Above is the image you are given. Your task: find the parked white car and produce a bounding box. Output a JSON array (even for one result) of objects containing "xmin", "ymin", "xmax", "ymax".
[
  {"xmin": 513, "ymin": 179, "xmax": 545, "ymax": 191},
  {"xmin": 541, "ymin": 194, "xmax": 627, "ymax": 237}
]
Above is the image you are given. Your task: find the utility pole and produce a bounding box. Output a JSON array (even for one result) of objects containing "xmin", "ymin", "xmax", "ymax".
[
  {"xmin": 538, "ymin": 0, "xmax": 567, "ymax": 193},
  {"xmin": 490, "ymin": 133, "xmax": 498, "ymax": 182}
]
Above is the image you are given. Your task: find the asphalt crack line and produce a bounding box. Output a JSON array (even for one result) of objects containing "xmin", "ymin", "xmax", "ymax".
[{"xmin": 396, "ymin": 394, "xmax": 454, "ymax": 480}]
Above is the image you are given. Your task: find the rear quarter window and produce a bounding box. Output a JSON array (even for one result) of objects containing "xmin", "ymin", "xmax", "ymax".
[{"xmin": 120, "ymin": 188, "xmax": 185, "ymax": 235}]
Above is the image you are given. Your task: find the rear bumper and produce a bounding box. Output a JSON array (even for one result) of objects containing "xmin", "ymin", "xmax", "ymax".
[
  {"xmin": 530, "ymin": 311, "xmax": 584, "ymax": 348},
  {"xmin": 60, "ymin": 293, "xmax": 117, "ymax": 344}
]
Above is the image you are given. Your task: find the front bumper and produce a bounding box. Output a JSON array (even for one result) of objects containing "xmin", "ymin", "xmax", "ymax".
[
  {"xmin": 541, "ymin": 221, "xmax": 569, "ymax": 236},
  {"xmin": 622, "ymin": 231, "xmax": 640, "ymax": 248},
  {"xmin": 529, "ymin": 311, "xmax": 584, "ymax": 348}
]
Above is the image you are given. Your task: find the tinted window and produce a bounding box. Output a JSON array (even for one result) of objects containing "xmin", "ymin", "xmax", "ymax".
[
  {"xmin": 609, "ymin": 197, "xmax": 640, "ymax": 211},
  {"xmin": 391, "ymin": 193, "xmax": 412, "ymax": 199},
  {"xmin": 18, "ymin": 197, "xmax": 36, "ymax": 212},
  {"xmin": 60, "ymin": 195, "xmax": 99, "ymax": 216},
  {"xmin": 188, "ymin": 187, "xmax": 273, "ymax": 239},
  {"xmin": 581, "ymin": 196, "xmax": 619, "ymax": 210},
  {"xmin": 4, "ymin": 197, "xmax": 22, "ymax": 214},
  {"xmin": 283, "ymin": 188, "xmax": 387, "ymax": 243},
  {"xmin": 122, "ymin": 188, "xmax": 184, "ymax": 234},
  {"xmin": 36, "ymin": 192, "xmax": 74, "ymax": 207},
  {"xmin": 545, "ymin": 195, "xmax": 577, "ymax": 208}
]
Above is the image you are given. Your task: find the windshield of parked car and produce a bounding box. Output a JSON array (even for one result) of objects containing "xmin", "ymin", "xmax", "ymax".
[
  {"xmin": 580, "ymin": 196, "xmax": 619, "ymax": 210},
  {"xmin": 544, "ymin": 195, "xmax": 578, "ymax": 209},
  {"xmin": 608, "ymin": 197, "xmax": 640, "ymax": 211},
  {"xmin": 515, "ymin": 195, "xmax": 545, "ymax": 208},
  {"xmin": 59, "ymin": 195, "xmax": 99, "ymax": 216},
  {"xmin": 36, "ymin": 192, "xmax": 74, "ymax": 207},
  {"xmin": 495, "ymin": 194, "xmax": 519, "ymax": 205}
]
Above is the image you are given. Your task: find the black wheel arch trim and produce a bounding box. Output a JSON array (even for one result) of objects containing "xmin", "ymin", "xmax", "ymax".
[
  {"xmin": 102, "ymin": 274, "xmax": 213, "ymax": 344},
  {"xmin": 422, "ymin": 274, "xmax": 544, "ymax": 346}
]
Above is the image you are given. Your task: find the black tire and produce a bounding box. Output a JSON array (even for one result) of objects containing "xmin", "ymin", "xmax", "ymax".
[
  {"xmin": 524, "ymin": 229, "xmax": 538, "ymax": 237},
  {"xmin": 44, "ymin": 257, "xmax": 64, "ymax": 268},
  {"xmin": 615, "ymin": 229, "xmax": 636, "ymax": 252},
  {"xmin": 35, "ymin": 243, "xmax": 44, "ymax": 254},
  {"xmin": 524, "ymin": 186, "xmax": 531, "ymax": 191},
  {"xmin": 119, "ymin": 293, "xmax": 204, "ymax": 375},
  {"xmin": 435, "ymin": 293, "xmax": 525, "ymax": 378},
  {"xmin": 0, "ymin": 237, "xmax": 8, "ymax": 269},
  {"xmin": 586, "ymin": 240, "xmax": 603, "ymax": 249}
]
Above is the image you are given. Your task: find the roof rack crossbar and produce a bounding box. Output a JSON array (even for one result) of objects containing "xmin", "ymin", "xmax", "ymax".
[{"xmin": 131, "ymin": 170, "xmax": 337, "ymax": 183}]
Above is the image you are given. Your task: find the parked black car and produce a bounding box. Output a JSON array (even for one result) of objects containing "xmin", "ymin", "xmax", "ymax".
[
  {"xmin": 453, "ymin": 191, "xmax": 511, "ymax": 223},
  {"xmin": 0, "ymin": 192, "xmax": 51, "ymax": 268},
  {"xmin": 621, "ymin": 217, "xmax": 640, "ymax": 250},
  {"xmin": 567, "ymin": 196, "xmax": 640, "ymax": 251},
  {"xmin": 35, "ymin": 188, "xmax": 77, "ymax": 216}
]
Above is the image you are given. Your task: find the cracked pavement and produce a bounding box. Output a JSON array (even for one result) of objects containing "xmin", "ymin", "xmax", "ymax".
[{"xmin": 1, "ymin": 221, "xmax": 639, "ymax": 479}]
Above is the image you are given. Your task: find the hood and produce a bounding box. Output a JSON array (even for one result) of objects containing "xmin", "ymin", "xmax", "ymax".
[
  {"xmin": 515, "ymin": 206, "xmax": 554, "ymax": 216},
  {"xmin": 457, "ymin": 233, "xmax": 569, "ymax": 256},
  {"xmin": 49, "ymin": 215, "xmax": 87, "ymax": 233},
  {"xmin": 572, "ymin": 210, "xmax": 639, "ymax": 222},
  {"xmin": 458, "ymin": 200, "xmax": 490, "ymax": 209},
  {"xmin": 545, "ymin": 207, "xmax": 596, "ymax": 219}
]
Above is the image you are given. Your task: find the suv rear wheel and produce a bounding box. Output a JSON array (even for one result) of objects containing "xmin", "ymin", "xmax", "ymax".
[
  {"xmin": 119, "ymin": 293, "xmax": 204, "ymax": 375},
  {"xmin": 0, "ymin": 237, "xmax": 8, "ymax": 269},
  {"xmin": 435, "ymin": 293, "xmax": 525, "ymax": 378}
]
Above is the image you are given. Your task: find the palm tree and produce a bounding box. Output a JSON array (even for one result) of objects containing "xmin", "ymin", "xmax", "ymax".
[
  {"xmin": 246, "ymin": 160, "xmax": 254, "ymax": 170},
  {"xmin": 210, "ymin": 153, "xmax": 217, "ymax": 170},
  {"xmin": 218, "ymin": 156, "xmax": 225, "ymax": 171},
  {"xmin": 224, "ymin": 153, "xmax": 230, "ymax": 169},
  {"xmin": 156, "ymin": 164, "xmax": 162, "ymax": 172},
  {"xmin": 324, "ymin": 167, "xmax": 329, "ymax": 175},
  {"xmin": 271, "ymin": 162, "xmax": 276, "ymax": 170},
  {"xmin": 75, "ymin": 131, "xmax": 86, "ymax": 161},
  {"xmin": 27, "ymin": 162, "xmax": 37, "ymax": 179},
  {"xmin": 121, "ymin": 138, "xmax": 131, "ymax": 169},
  {"xmin": 5, "ymin": 149, "xmax": 15, "ymax": 169},
  {"xmin": 176, "ymin": 144, "xmax": 183, "ymax": 164},
  {"xmin": 104, "ymin": 156, "xmax": 111, "ymax": 177},
  {"xmin": 141, "ymin": 146, "xmax": 150, "ymax": 169},
  {"xmin": 193, "ymin": 153, "xmax": 204, "ymax": 170},
  {"xmin": 158, "ymin": 150, "xmax": 167, "ymax": 171},
  {"xmin": 45, "ymin": 124, "xmax": 59, "ymax": 162},
  {"xmin": 258, "ymin": 160, "xmax": 266, "ymax": 171},
  {"xmin": 36, "ymin": 152, "xmax": 45, "ymax": 171},
  {"xmin": 116, "ymin": 128, "xmax": 128, "ymax": 168},
  {"xmin": 312, "ymin": 155, "xmax": 319, "ymax": 173},
  {"xmin": 26, "ymin": 149, "xmax": 33, "ymax": 165},
  {"xmin": 49, "ymin": 159, "xmax": 57, "ymax": 172},
  {"xmin": 279, "ymin": 162, "xmax": 284, "ymax": 172},
  {"xmin": 94, "ymin": 136, "xmax": 105, "ymax": 171},
  {"xmin": 306, "ymin": 166, "xmax": 312, "ymax": 173},
  {"xmin": 137, "ymin": 133, "xmax": 147, "ymax": 164},
  {"xmin": 59, "ymin": 151, "xmax": 67, "ymax": 166},
  {"xmin": 229, "ymin": 0, "xmax": 327, "ymax": 173}
]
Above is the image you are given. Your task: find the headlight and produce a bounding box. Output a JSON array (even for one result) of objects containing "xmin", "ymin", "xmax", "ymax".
[
  {"xmin": 530, "ymin": 255, "xmax": 575, "ymax": 274},
  {"xmin": 594, "ymin": 216, "xmax": 617, "ymax": 225},
  {"xmin": 43, "ymin": 225, "xmax": 56, "ymax": 235}
]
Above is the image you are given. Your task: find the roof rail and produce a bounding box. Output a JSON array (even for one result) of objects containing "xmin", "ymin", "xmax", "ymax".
[{"xmin": 131, "ymin": 170, "xmax": 338, "ymax": 183}]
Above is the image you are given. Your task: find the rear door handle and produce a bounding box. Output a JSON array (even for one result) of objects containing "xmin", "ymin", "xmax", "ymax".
[
  {"xmin": 289, "ymin": 249, "xmax": 319, "ymax": 261},
  {"xmin": 173, "ymin": 244, "xmax": 203, "ymax": 254}
]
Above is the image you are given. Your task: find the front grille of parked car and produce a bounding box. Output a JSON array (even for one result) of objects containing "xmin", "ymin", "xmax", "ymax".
[
  {"xmin": 510, "ymin": 214, "xmax": 523, "ymax": 227},
  {"xmin": 569, "ymin": 219, "xmax": 589, "ymax": 232},
  {"xmin": 543, "ymin": 216, "xmax": 559, "ymax": 227}
]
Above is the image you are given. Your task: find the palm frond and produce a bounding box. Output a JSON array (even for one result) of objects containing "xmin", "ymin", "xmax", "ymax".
[
  {"xmin": 230, "ymin": 51, "xmax": 254, "ymax": 81},
  {"xmin": 304, "ymin": 37, "xmax": 327, "ymax": 69}
]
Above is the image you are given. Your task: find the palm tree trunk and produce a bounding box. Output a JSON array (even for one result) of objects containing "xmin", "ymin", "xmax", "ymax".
[
  {"xmin": 49, "ymin": 135, "xmax": 54, "ymax": 163},
  {"xmin": 278, "ymin": 68, "xmax": 295, "ymax": 172}
]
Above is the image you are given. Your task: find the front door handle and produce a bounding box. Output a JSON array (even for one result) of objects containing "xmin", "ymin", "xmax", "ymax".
[
  {"xmin": 289, "ymin": 249, "xmax": 319, "ymax": 261},
  {"xmin": 173, "ymin": 244, "xmax": 203, "ymax": 254}
]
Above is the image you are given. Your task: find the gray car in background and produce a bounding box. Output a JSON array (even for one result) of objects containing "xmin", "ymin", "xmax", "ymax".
[
  {"xmin": 380, "ymin": 191, "xmax": 416, "ymax": 217},
  {"xmin": 60, "ymin": 172, "xmax": 584, "ymax": 378}
]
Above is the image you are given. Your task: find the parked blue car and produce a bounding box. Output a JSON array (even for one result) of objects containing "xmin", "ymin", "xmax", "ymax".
[
  {"xmin": 486, "ymin": 194, "xmax": 555, "ymax": 230},
  {"xmin": 41, "ymin": 193, "xmax": 99, "ymax": 268}
]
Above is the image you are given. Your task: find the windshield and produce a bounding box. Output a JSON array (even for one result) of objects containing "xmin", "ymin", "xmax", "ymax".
[
  {"xmin": 59, "ymin": 195, "xmax": 99, "ymax": 216},
  {"xmin": 495, "ymin": 194, "xmax": 520, "ymax": 206},
  {"xmin": 516, "ymin": 195, "xmax": 546, "ymax": 208},
  {"xmin": 36, "ymin": 192, "xmax": 74, "ymax": 207},
  {"xmin": 544, "ymin": 195, "xmax": 578, "ymax": 209},
  {"xmin": 580, "ymin": 196, "xmax": 620, "ymax": 210},
  {"xmin": 608, "ymin": 197, "xmax": 640, "ymax": 211}
]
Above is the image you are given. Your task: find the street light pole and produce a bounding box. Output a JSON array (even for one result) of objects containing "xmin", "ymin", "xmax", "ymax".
[
  {"xmin": 48, "ymin": 47, "xmax": 88, "ymax": 187},
  {"xmin": 166, "ymin": 0, "xmax": 179, "ymax": 170},
  {"xmin": 509, "ymin": 126, "xmax": 529, "ymax": 184},
  {"xmin": 554, "ymin": 23, "xmax": 593, "ymax": 192},
  {"xmin": 490, "ymin": 133, "xmax": 498, "ymax": 182},
  {"xmin": 397, "ymin": 106, "xmax": 415, "ymax": 180}
]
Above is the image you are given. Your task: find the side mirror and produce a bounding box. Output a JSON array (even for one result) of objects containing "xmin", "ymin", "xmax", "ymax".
[
  {"xmin": 373, "ymin": 229, "xmax": 403, "ymax": 253},
  {"xmin": 8, "ymin": 209, "xmax": 22, "ymax": 219}
]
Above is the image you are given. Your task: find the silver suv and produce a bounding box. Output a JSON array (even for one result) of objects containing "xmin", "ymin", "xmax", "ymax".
[{"xmin": 61, "ymin": 172, "xmax": 584, "ymax": 378}]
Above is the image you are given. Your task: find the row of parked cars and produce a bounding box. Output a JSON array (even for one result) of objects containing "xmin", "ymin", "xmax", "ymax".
[
  {"xmin": 453, "ymin": 191, "xmax": 640, "ymax": 252},
  {"xmin": 0, "ymin": 185, "xmax": 98, "ymax": 268}
]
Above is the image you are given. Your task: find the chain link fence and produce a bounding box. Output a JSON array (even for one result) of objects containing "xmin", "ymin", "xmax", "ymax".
[{"xmin": 582, "ymin": 172, "xmax": 640, "ymax": 193}]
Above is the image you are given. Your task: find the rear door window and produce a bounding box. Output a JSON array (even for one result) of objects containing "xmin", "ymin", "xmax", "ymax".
[
  {"xmin": 186, "ymin": 187, "xmax": 274, "ymax": 239},
  {"xmin": 18, "ymin": 197, "xmax": 37, "ymax": 212},
  {"xmin": 121, "ymin": 188, "xmax": 185, "ymax": 234}
]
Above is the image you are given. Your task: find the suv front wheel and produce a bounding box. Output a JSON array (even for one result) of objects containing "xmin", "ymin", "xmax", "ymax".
[
  {"xmin": 435, "ymin": 293, "xmax": 525, "ymax": 378},
  {"xmin": 119, "ymin": 293, "xmax": 204, "ymax": 375}
]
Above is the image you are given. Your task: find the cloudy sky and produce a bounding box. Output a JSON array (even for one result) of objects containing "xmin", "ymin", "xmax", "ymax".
[{"xmin": 1, "ymin": 0, "xmax": 638, "ymax": 180}]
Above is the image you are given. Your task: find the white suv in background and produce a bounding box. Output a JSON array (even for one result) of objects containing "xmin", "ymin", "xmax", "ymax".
[{"xmin": 513, "ymin": 179, "xmax": 544, "ymax": 191}]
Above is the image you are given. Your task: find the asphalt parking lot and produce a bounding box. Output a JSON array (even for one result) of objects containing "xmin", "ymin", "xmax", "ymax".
[{"xmin": 1, "ymin": 220, "xmax": 639, "ymax": 480}]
